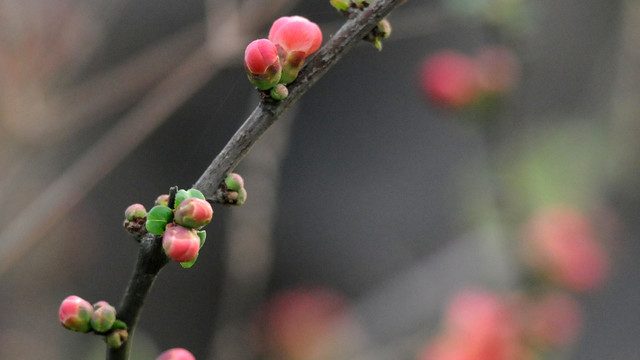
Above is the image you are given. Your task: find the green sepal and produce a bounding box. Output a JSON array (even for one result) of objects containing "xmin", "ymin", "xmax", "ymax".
[
  {"xmin": 174, "ymin": 189, "xmax": 190, "ymax": 209},
  {"xmin": 112, "ymin": 320, "xmax": 127, "ymax": 330},
  {"xmin": 179, "ymin": 231, "xmax": 206, "ymax": 269},
  {"xmin": 180, "ymin": 253, "xmax": 198, "ymax": 268},
  {"xmin": 373, "ymin": 38, "xmax": 383, "ymax": 51},
  {"xmin": 186, "ymin": 188, "xmax": 206, "ymax": 201},
  {"xmin": 330, "ymin": 0, "xmax": 350, "ymax": 11},
  {"xmin": 197, "ymin": 230, "xmax": 206, "ymax": 248},
  {"xmin": 145, "ymin": 205, "xmax": 173, "ymax": 235}
]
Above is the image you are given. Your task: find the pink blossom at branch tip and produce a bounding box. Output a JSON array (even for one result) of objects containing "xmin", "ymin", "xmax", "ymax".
[
  {"xmin": 156, "ymin": 348, "xmax": 196, "ymax": 360},
  {"xmin": 419, "ymin": 51, "xmax": 480, "ymax": 109},
  {"xmin": 59, "ymin": 295, "xmax": 93, "ymax": 332},
  {"xmin": 174, "ymin": 197, "xmax": 213, "ymax": 229},
  {"xmin": 162, "ymin": 223, "xmax": 200, "ymax": 262},
  {"xmin": 269, "ymin": 16, "xmax": 322, "ymax": 57},
  {"xmin": 521, "ymin": 207, "xmax": 609, "ymax": 292}
]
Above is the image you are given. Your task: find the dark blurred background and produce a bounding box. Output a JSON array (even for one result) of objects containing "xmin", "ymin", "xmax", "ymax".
[{"xmin": 0, "ymin": 0, "xmax": 638, "ymax": 359}]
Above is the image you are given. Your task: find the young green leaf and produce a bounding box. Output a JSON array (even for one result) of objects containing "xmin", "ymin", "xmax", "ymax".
[{"xmin": 145, "ymin": 205, "xmax": 174, "ymax": 235}]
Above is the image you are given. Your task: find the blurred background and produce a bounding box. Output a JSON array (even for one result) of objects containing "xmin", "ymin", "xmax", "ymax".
[{"xmin": 0, "ymin": 0, "xmax": 638, "ymax": 359}]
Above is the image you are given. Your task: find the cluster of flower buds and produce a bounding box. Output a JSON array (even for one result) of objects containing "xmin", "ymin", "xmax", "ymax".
[
  {"xmin": 419, "ymin": 46, "xmax": 520, "ymax": 110},
  {"xmin": 330, "ymin": 1, "xmax": 393, "ymax": 50},
  {"xmin": 144, "ymin": 188, "xmax": 212, "ymax": 268},
  {"xmin": 244, "ymin": 16, "xmax": 322, "ymax": 99},
  {"xmin": 123, "ymin": 203, "xmax": 148, "ymax": 237},
  {"xmin": 223, "ymin": 173, "xmax": 247, "ymax": 205},
  {"xmin": 59, "ymin": 296, "xmax": 127, "ymax": 348},
  {"xmin": 156, "ymin": 347, "xmax": 196, "ymax": 360}
]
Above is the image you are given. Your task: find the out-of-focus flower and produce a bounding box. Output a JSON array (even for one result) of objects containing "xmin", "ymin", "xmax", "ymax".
[
  {"xmin": 441, "ymin": 290, "xmax": 524, "ymax": 360},
  {"xmin": 475, "ymin": 46, "xmax": 520, "ymax": 94},
  {"xmin": 156, "ymin": 348, "xmax": 196, "ymax": 360},
  {"xmin": 419, "ymin": 46, "xmax": 520, "ymax": 111},
  {"xmin": 59, "ymin": 295, "xmax": 93, "ymax": 333},
  {"xmin": 524, "ymin": 292, "xmax": 582, "ymax": 348},
  {"xmin": 419, "ymin": 51, "xmax": 480, "ymax": 109},
  {"xmin": 521, "ymin": 207, "xmax": 609, "ymax": 292},
  {"xmin": 255, "ymin": 288, "xmax": 357, "ymax": 360}
]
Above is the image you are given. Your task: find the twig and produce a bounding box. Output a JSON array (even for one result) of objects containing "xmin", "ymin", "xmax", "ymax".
[
  {"xmin": 107, "ymin": 1, "xmax": 405, "ymax": 359},
  {"xmin": 194, "ymin": 0, "xmax": 406, "ymax": 196}
]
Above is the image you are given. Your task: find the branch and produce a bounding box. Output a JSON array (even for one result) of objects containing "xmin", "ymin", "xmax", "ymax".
[
  {"xmin": 108, "ymin": 1, "xmax": 405, "ymax": 359},
  {"xmin": 194, "ymin": 0, "xmax": 405, "ymax": 196},
  {"xmin": 106, "ymin": 233, "xmax": 170, "ymax": 360}
]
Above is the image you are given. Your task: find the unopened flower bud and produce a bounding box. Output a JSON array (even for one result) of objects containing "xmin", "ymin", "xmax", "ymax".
[
  {"xmin": 156, "ymin": 348, "xmax": 196, "ymax": 360},
  {"xmin": 155, "ymin": 194, "xmax": 170, "ymax": 206},
  {"xmin": 225, "ymin": 173, "xmax": 245, "ymax": 192},
  {"xmin": 377, "ymin": 19, "xmax": 392, "ymax": 40},
  {"xmin": 228, "ymin": 188, "xmax": 247, "ymax": 206},
  {"xmin": 162, "ymin": 224, "xmax": 201, "ymax": 262},
  {"xmin": 124, "ymin": 203, "xmax": 147, "ymax": 221},
  {"xmin": 244, "ymin": 39, "xmax": 282, "ymax": 90},
  {"xmin": 106, "ymin": 329, "xmax": 128, "ymax": 349},
  {"xmin": 91, "ymin": 301, "xmax": 117, "ymax": 333},
  {"xmin": 269, "ymin": 16, "xmax": 322, "ymax": 84},
  {"xmin": 270, "ymin": 83, "xmax": 289, "ymax": 100},
  {"xmin": 59, "ymin": 295, "xmax": 93, "ymax": 333},
  {"xmin": 174, "ymin": 197, "xmax": 213, "ymax": 229}
]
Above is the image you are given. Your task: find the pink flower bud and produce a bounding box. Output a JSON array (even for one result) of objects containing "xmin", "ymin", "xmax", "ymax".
[
  {"xmin": 125, "ymin": 203, "xmax": 147, "ymax": 221},
  {"xmin": 269, "ymin": 16, "xmax": 322, "ymax": 56},
  {"xmin": 91, "ymin": 301, "xmax": 117, "ymax": 333},
  {"xmin": 156, "ymin": 348, "xmax": 196, "ymax": 360},
  {"xmin": 162, "ymin": 224, "xmax": 201, "ymax": 262},
  {"xmin": 59, "ymin": 295, "xmax": 93, "ymax": 332},
  {"xmin": 155, "ymin": 194, "xmax": 170, "ymax": 206},
  {"xmin": 174, "ymin": 197, "xmax": 213, "ymax": 229},
  {"xmin": 244, "ymin": 39, "xmax": 282, "ymax": 90},
  {"xmin": 521, "ymin": 207, "xmax": 609, "ymax": 292},
  {"xmin": 419, "ymin": 51, "xmax": 481, "ymax": 109},
  {"xmin": 225, "ymin": 173, "xmax": 245, "ymax": 192},
  {"xmin": 268, "ymin": 16, "xmax": 322, "ymax": 84}
]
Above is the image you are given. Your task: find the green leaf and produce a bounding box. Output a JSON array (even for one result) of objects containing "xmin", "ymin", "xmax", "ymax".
[
  {"xmin": 112, "ymin": 320, "xmax": 127, "ymax": 330},
  {"xmin": 197, "ymin": 230, "xmax": 206, "ymax": 248},
  {"xmin": 145, "ymin": 205, "xmax": 173, "ymax": 235},
  {"xmin": 174, "ymin": 189, "xmax": 189, "ymax": 208},
  {"xmin": 180, "ymin": 253, "xmax": 198, "ymax": 268},
  {"xmin": 373, "ymin": 38, "xmax": 383, "ymax": 51},
  {"xmin": 330, "ymin": 0, "xmax": 350, "ymax": 11},
  {"xmin": 186, "ymin": 188, "xmax": 206, "ymax": 201}
]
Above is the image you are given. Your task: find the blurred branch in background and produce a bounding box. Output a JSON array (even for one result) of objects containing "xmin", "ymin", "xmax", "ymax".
[{"xmin": 0, "ymin": 0, "xmax": 294, "ymax": 277}]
